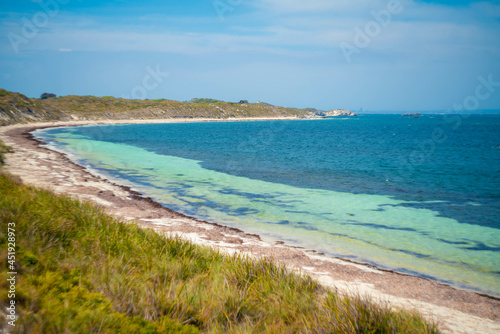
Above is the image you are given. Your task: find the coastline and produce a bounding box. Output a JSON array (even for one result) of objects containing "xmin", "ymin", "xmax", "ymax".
[{"xmin": 1, "ymin": 118, "xmax": 499, "ymax": 334}]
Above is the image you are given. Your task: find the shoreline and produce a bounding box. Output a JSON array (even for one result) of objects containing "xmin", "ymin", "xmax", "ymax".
[{"xmin": 1, "ymin": 118, "xmax": 499, "ymax": 333}]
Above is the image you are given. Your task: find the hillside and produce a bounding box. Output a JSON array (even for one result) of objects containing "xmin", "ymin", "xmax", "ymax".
[
  {"xmin": 0, "ymin": 89, "xmax": 313, "ymax": 125},
  {"xmin": 0, "ymin": 90, "xmax": 67, "ymax": 125}
]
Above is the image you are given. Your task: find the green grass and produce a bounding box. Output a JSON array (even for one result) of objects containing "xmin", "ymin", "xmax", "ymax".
[
  {"xmin": 188, "ymin": 98, "xmax": 224, "ymax": 104},
  {"xmin": 0, "ymin": 140, "xmax": 12, "ymax": 165},
  {"xmin": 0, "ymin": 88, "xmax": 311, "ymax": 125},
  {"xmin": 0, "ymin": 156, "xmax": 439, "ymax": 333}
]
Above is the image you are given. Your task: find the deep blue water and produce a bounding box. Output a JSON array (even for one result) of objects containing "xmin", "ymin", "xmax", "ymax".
[
  {"xmin": 74, "ymin": 115, "xmax": 500, "ymax": 229},
  {"xmin": 36, "ymin": 114, "xmax": 500, "ymax": 295}
]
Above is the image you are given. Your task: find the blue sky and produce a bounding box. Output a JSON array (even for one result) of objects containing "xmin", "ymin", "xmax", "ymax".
[{"xmin": 0, "ymin": 0, "xmax": 499, "ymax": 112}]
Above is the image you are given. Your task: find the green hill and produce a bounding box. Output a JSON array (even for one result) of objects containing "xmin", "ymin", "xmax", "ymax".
[
  {"xmin": 0, "ymin": 90, "xmax": 66, "ymax": 125},
  {"xmin": 0, "ymin": 89, "xmax": 311, "ymax": 125}
]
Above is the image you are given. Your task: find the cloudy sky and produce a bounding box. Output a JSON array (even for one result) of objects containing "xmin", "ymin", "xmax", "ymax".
[{"xmin": 0, "ymin": 0, "xmax": 499, "ymax": 112}]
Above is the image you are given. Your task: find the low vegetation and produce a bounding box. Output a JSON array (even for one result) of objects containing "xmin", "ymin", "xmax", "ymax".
[
  {"xmin": 40, "ymin": 93, "xmax": 57, "ymax": 100},
  {"xmin": 0, "ymin": 89, "xmax": 312, "ymax": 125},
  {"xmin": 188, "ymin": 98, "xmax": 224, "ymax": 104},
  {"xmin": 0, "ymin": 89, "xmax": 67, "ymax": 125},
  {"xmin": 0, "ymin": 140, "xmax": 12, "ymax": 165},
  {"xmin": 0, "ymin": 139, "xmax": 438, "ymax": 333}
]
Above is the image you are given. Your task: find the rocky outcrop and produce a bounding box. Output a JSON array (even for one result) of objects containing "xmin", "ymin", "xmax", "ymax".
[{"xmin": 314, "ymin": 109, "xmax": 357, "ymax": 117}]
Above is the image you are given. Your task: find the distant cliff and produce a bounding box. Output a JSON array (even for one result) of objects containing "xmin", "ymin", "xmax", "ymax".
[{"xmin": 0, "ymin": 89, "xmax": 327, "ymax": 126}]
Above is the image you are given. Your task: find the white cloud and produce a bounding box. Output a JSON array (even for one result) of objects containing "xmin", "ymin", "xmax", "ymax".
[
  {"xmin": 3, "ymin": 0, "xmax": 498, "ymax": 68},
  {"xmin": 252, "ymin": 0, "xmax": 382, "ymax": 13},
  {"xmin": 11, "ymin": 14, "xmax": 497, "ymax": 67}
]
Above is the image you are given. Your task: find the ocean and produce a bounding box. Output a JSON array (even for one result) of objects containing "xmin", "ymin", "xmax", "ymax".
[{"xmin": 34, "ymin": 114, "xmax": 500, "ymax": 296}]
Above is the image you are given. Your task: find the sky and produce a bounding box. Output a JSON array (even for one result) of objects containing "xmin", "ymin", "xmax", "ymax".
[{"xmin": 0, "ymin": 0, "xmax": 499, "ymax": 112}]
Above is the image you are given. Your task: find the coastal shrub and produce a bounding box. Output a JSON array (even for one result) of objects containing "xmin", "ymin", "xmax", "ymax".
[
  {"xmin": 0, "ymin": 140, "xmax": 13, "ymax": 165},
  {"xmin": 189, "ymin": 98, "xmax": 222, "ymax": 104},
  {"xmin": 0, "ymin": 170, "xmax": 440, "ymax": 333},
  {"xmin": 40, "ymin": 93, "xmax": 56, "ymax": 100}
]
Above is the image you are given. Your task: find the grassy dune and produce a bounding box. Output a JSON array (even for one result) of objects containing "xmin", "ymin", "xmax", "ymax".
[
  {"xmin": 0, "ymin": 89, "xmax": 310, "ymax": 125},
  {"xmin": 0, "ymin": 140, "xmax": 439, "ymax": 333}
]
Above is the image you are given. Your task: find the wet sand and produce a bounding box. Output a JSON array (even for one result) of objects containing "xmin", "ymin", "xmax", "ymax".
[{"xmin": 1, "ymin": 119, "xmax": 499, "ymax": 334}]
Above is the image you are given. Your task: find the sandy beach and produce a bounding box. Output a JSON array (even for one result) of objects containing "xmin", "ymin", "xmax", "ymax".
[{"xmin": 1, "ymin": 119, "xmax": 499, "ymax": 334}]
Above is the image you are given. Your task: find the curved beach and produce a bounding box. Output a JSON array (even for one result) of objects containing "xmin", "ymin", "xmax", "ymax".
[{"xmin": 1, "ymin": 119, "xmax": 499, "ymax": 334}]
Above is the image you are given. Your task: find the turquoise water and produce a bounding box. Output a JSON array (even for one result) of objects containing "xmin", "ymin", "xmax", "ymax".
[{"xmin": 35, "ymin": 115, "xmax": 500, "ymax": 296}]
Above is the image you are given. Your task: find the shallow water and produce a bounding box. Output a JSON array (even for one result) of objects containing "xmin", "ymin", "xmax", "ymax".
[{"xmin": 35, "ymin": 115, "xmax": 500, "ymax": 296}]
